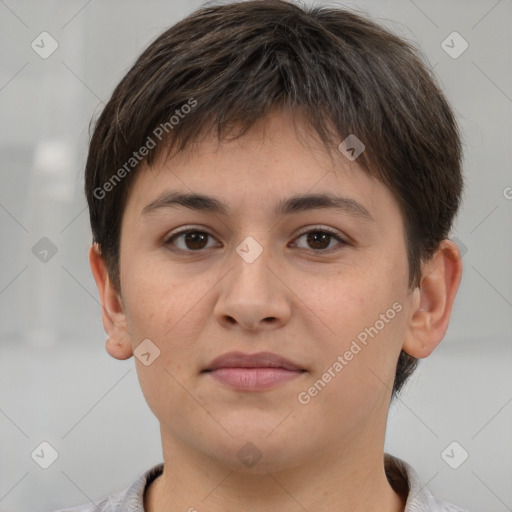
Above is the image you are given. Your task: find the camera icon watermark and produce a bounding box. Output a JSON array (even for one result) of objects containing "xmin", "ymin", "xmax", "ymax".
[
  {"xmin": 236, "ymin": 236, "xmax": 263, "ymax": 263},
  {"xmin": 31, "ymin": 441, "xmax": 59, "ymax": 469},
  {"xmin": 32, "ymin": 237, "xmax": 58, "ymax": 263},
  {"xmin": 237, "ymin": 442, "xmax": 262, "ymax": 468},
  {"xmin": 441, "ymin": 31, "xmax": 468, "ymax": 59},
  {"xmin": 503, "ymin": 186, "xmax": 512, "ymax": 200},
  {"xmin": 338, "ymin": 134, "xmax": 365, "ymax": 161},
  {"xmin": 441, "ymin": 441, "xmax": 469, "ymax": 469},
  {"xmin": 134, "ymin": 338, "xmax": 161, "ymax": 366},
  {"xmin": 31, "ymin": 31, "xmax": 59, "ymax": 59}
]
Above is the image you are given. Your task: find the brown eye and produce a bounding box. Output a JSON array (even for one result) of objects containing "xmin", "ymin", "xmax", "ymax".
[
  {"xmin": 305, "ymin": 231, "xmax": 332, "ymax": 250},
  {"xmin": 165, "ymin": 229, "xmax": 217, "ymax": 251},
  {"xmin": 293, "ymin": 228, "xmax": 347, "ymax": 253},
  {"xmin": 183, "ymin": 231, "xmax": 209, "ymax": 250}
]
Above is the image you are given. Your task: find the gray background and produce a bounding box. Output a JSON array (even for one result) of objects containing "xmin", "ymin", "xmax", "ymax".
[{"xmin": 0, "ymin": 0, "xmax": 511, "ymax": 510}]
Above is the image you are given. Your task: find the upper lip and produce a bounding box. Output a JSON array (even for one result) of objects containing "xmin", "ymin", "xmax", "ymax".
[{"xmin": 203, "ymin": 351, "xmax": 304, "ymax": 372}]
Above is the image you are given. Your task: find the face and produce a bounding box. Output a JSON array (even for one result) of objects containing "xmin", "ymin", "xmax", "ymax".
[{"xmin": 111, "ymin": 110, "xmax": 417, "ymax": 472}]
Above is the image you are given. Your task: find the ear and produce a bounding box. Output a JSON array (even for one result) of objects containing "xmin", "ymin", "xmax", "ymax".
[
  {"xmin": 89, "ymin": 243, "xmax": 133, "ymax": 360},
  {"xmin": 402, "ymin": 239, "xmax": 463, "ymax": 359}
]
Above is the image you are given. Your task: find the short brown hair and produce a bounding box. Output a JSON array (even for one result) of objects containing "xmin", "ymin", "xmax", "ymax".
[{"xmin": 84, "ymin": 0, "xmax": 463, "ymax": 397}]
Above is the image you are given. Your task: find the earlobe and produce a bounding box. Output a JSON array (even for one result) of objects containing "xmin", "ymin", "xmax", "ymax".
[
  {"xmin": 105, "ymin": 336, "xmax": 133, "ymax": 360},
  {"xmin": 88, "ymin": 243, "xmax": 133, "ymax": 360},
  {"xmin": 402, "ymin": 239, "xmax": 463, "ymax": 359}
]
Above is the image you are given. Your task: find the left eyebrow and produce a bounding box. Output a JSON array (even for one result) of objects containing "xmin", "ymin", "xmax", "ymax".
[{"xmin": 141, "ymin": 191, "xmax": 374, "ymax": 222}]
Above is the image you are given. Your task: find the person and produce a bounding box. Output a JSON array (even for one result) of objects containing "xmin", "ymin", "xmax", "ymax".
[{"xmin": 58, "ymin": 1, "xmax": 468, "ymax": 510}]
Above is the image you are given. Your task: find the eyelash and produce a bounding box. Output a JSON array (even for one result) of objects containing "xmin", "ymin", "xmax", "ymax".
[{"xmin": 163, "ymin": 225, "xmax": 349, "ymax": 254}]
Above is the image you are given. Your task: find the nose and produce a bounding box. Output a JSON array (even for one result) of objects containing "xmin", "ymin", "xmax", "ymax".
[{"xmin": 213, "ymin": 241, "xmax": 291, "ymax": 332}]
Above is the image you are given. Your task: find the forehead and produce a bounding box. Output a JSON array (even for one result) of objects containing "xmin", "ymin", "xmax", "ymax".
[{"xmin": 122, "ymin": 110, "xmax": 401, "ymax": 228}]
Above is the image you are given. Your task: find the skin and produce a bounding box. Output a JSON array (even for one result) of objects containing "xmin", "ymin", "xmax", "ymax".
[{"xmin": 90, "ymin": 109, "xmax": 462, "ymax": 512}]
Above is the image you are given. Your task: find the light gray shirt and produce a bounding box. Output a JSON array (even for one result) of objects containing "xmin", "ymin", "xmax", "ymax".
[{"xmin": 53, "ymin": 454, "xmax": 468, "ymax": 512}]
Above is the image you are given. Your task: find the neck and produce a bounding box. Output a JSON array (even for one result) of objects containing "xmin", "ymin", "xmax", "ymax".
[{"xmin": 145, "ymin": 433, "xmax": 406, "ymax": 512}]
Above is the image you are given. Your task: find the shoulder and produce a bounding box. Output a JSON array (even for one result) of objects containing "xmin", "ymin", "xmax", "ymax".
[
  {"xmin": 50, "ymin": 463, "xmax": 164, "ymax": 512},
  {"xmin": 50, "ymin": 493, "xmax": 122, "ymax": 512},
  {"xmin": 431, "ymin": 497, "xmax": 469, "ymax": 512},
  {"xmin": 384, "ymin": 454, "xmax": 469, "ymax": 512},
  {"xmin": 51, "ymin": 497, "xmax": 119, "ymax": 512}
]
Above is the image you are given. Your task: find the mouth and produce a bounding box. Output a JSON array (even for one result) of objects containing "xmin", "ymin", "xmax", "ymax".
[{"xmin": 202, "ymin": 351, "xmax": 306, "ymax": 391}]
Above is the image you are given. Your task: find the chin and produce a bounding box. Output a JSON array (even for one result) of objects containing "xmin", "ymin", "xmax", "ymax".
[
  {"xmin": 203, "ymin": 422, "xmax": 306, "ymax": 473},
  {"xmin": 214, "ymin": 439, "xmax": 304, "ymax": 475}
]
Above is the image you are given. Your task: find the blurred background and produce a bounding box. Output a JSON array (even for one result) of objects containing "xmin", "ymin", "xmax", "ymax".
[{"xmin": 0, "ymin": 0, "xmax": 511, "ymax": 510}]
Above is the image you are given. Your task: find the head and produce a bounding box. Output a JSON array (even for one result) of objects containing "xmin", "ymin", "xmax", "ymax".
[{"xmin": 86, "ymin": 0, "xmax": 463, "ymax": 471}]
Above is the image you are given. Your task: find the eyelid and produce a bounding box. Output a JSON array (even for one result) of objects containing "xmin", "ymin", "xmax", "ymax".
[
  {"xmin": 164, "ymin": 225, "xmax": 221, "ymax": 246},
  {"xmin": 294, "ymin": 224, "xmax": 347, "ymax": 241},
  {"xmin": 165, "ymin": 224, "xmax": 211, "ymax": 239},
  {"xmin": 291, "ymin": 225, "xmax": 350, "ymax": 252}
]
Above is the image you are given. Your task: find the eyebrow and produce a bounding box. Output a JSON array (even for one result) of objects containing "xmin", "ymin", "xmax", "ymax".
[{"xmin": 142, "ymin": 191, "xmax": 374, "ymax": 221}]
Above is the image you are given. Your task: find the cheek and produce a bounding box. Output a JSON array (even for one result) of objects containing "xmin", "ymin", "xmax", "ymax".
[
  {"xmin": 299, "ymin": 307, "xmax": 406, "ymax": 441},
  {"xmin": 121, "ymin": 259, "xmax": 218, "ymax": 380},
  {"xmin": 122, "ymin": 255, "xmax": 209, "ymax": 338},
  {"xmin": 311, "ymin": 263, "xmax": 400, "ymax": 340},
  {"xmin": 124, "ymin": 266, "xmax": 214, "ymax": 427},
  {"xmin": 305, "ymin": 255, "xmax": 408, "ymax": 398},
  {"xmin": 317, "ymin": 298, "xmax": 404, "ymax": 385}
]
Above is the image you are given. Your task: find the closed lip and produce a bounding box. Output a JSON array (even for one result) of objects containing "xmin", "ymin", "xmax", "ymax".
[{"xmin": 202, "ymin": 351, "xmax": 305, "ymax": 372}]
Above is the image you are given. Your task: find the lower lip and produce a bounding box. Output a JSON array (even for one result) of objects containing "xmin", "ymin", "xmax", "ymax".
[{"xmin": 206, "ymin": 368, "xmax": 304, "ymax": 391}]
